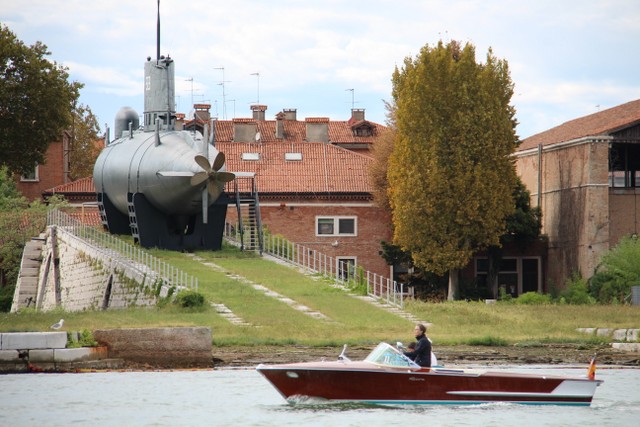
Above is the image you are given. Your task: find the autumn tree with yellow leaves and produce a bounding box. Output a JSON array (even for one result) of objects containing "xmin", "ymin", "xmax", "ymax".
[{"xmin": 387, "ymin": 40, "xmax": 519, "ymax": 300}]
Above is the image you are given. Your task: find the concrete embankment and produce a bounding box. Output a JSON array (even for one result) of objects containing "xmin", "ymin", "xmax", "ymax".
[{"xmin": 0, "ymin": 327, "xmax": 211, "ymax": 373}]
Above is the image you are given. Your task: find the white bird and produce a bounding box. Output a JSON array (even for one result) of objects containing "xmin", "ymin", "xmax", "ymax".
[{"xmin": 50, "ymin": 319, "xmax": 64, "ymax": 330}]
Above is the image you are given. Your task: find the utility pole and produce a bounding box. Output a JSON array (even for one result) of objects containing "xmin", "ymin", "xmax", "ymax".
[
  {"xmin": 185, "ymin": 77, "xmax": 194, "ymax": 110},
  {"xmin": 214, "ymin": 67, "xmax": 230, "ymax": 119},
  {"xmin": 250, "ymin": 72, "xmax": 260, "ymax": 104},
  {"xmin": 346, "ymin": 88, "xmax": 355, "ymax": 109}
]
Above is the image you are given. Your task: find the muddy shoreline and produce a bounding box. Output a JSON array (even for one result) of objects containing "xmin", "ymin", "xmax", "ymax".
[{"xmin": 209, "ymin": 343, "xmax": 640, "ymax": 368}]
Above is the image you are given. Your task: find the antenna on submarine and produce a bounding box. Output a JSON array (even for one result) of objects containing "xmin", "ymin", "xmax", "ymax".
[{"xmin": 156, "ymin": 0, "xmax": 161, "ymax": 62}]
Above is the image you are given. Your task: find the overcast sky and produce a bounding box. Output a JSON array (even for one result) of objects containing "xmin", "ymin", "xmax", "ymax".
[{"xmin": 3, "ymin": 0, "xmax": 640, "ymax": 139}]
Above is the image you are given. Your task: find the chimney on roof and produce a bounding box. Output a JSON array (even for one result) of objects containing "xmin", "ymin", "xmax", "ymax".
[
  {"xmin": 233, "ymin": 118, "xmax": 258, "ymax": 143},
  {"xmin": 275, "ymin": 111, "xmax": 285, "ymax": 139},
  {"xmin": 283, "ymin": 108, "xmax": 297, "ymax": 121},
  {"xmin": 251, "ymin": 104, "xmax": 267, "ymax": 121},
  {"xmin": 305, "ymin": 117, "xmax": 329, "ymax": 143},
  {"xmin": 193, "ymin": 104, "xmax": 211, "ymax": 122},
  {"xmin": 351, "ymin": 108, "xmax": 365, "ymax": 122},
  {"xmin": 175, "ymin": 112, "xmax": 185, "ymax": 130}
]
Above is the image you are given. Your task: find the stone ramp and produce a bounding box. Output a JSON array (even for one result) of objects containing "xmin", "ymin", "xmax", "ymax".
[
  {"xmin": 188, "ymin": 253, "xmax": 428, "ymax": 327},
  {"xmin": 185, "ymin": 254, "xmax": 331, "ymax": 324}
]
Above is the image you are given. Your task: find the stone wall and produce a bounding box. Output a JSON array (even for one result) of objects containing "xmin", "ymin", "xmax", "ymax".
[
  {"xmin": 93, "ymin": 327, "xmax": 212, "ymax": 368},
  {"xmin": 34, "ymin": 226, "xmax": 158, "ymax": 312}
]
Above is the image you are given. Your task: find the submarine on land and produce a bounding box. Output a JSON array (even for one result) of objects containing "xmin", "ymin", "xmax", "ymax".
[{"xmin": 93, "ymin": 50, "xmax": 235, "ymax": 251}]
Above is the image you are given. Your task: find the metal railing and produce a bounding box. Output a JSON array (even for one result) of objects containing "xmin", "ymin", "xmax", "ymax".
[
  {"xmin": 47, "ymin": 209, "xmax": 198, "ymax": 291},
  {"xmin": 225, "ymin": 226, "xmax": 406, "ymax": 308}
]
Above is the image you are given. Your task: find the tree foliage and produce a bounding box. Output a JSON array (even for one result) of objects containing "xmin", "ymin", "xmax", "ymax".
[
  {"xmin": 387, "ymin": 40, "xmax": 518, "ymax": 277},
  {"xmin": 589, "ymin": 235, "xmax": 640, "ymax": 304},
  {"xmin": 502, "ymin": 178, "xmax": 542, "ymax": 245},
  {"xmin": 69, "ymin": 104, "xmax": 102, "ymax": 180},
  {"xmin": 0, "ymin": 167, "xmax": 49, "ymax": 311},
  {"xmin": 369, "ymin": 104, "xmax": 396, "ymax": 214},
  {"xmin": 0, "ymin": 24, "xmax": 81, "ymax": 175}
]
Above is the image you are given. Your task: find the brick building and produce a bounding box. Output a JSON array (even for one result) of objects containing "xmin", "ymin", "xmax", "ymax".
[
  {"xmin": 207, "ymin": 105, "xmax": 392, "ymax": 279},
  {"xmin": 15, "ymin": 131, "xmax": 72, "ymax": 201},
  {"xmin": 513, "ymin": 99, "xmax": 640, "ymax": 288}
]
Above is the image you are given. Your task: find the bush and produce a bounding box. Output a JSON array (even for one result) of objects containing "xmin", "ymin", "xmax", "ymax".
[
  {"xmin": 589, "ymin": 271, "xmax": 630, "ymax": 304},
  {"xmin": 67, "ymin": 329, "xmax": 98, "ymax": 348},
  {"xmin": 174, "ymin": 290, "xmax": 206, "ymax": 309},
  {"xmin": 589, "ymin": 235, "xmax": 640, "ymax": 304},
  {"xmin": 516, "ymin": 291, "xmax": 552, "ymax": 305},
  {"xmin": 562, "ymin": 273, "xmax": 596, "ymax": 305}
]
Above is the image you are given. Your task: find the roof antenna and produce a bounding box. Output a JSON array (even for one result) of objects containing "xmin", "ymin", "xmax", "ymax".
[{"xmin": 156, "ymin": 0, "xmax": 161, "ymax": 61}]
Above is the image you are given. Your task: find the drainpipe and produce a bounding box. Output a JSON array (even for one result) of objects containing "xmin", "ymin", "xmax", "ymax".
[{"xmin": 537, "ymin": 143, "xmax": 543, "ymax": 208}]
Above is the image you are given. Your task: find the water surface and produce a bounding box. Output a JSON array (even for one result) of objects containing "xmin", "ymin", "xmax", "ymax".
[{"xmin": 1, "ymin": 366, "xmax": 637, "ymax": 426}]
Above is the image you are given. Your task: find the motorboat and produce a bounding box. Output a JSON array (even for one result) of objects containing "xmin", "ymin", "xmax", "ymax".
[{"xmin": 256, "ymin": 342, "xmax": 603, "ymax": 406}]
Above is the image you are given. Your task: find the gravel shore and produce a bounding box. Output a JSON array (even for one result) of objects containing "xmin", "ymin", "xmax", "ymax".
[{"xmin": 211, "ymin": 343, "xmax": 640, "ymax": 368}]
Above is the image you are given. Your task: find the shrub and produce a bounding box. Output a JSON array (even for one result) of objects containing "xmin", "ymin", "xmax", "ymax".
[
  {"xmin": 174, "ymin": 289, "xmax": 206, "ymax": 309},
  {"xmin": 589, "ymin": 235, "xmax": 640, "ymax": 304},
  {"xmin": 516, "ymin": 291, "xmax": 552, "ymax": 305},
  {"xmin": 347, "ymin": 266, "xmax": 368, "ymax": 296},
  {"xmin": 67, "ymin": 329, "xmax": 98, "ymax": 348},
  {"xmin": 562, "ymin": 273, "xmax": 596, "ymax": 305}
]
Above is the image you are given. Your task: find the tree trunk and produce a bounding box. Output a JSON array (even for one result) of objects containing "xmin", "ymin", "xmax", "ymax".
[
  {"xmin": 487, "ymin": 246, "xmax": 502, "ymax": 299},
  {"xmin": 447, "ymin": 268, "xmax": 459, "ymax": 301}
]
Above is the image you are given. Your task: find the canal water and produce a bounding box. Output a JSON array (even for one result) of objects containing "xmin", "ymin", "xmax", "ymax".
[{"xmin": 1, "ymin": 366, "xmax": 637, "ymax": 426}]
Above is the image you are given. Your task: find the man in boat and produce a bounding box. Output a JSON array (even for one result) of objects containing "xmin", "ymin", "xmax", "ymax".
[{"xmin": 403, "ymin": 323, "xmax": 432, "ymax": 367}]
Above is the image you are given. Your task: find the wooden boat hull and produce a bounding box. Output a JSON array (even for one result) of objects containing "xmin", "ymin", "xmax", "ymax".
[{"xmin": 257, "ymin": 361, "xmax": 602, "ymax": 406}]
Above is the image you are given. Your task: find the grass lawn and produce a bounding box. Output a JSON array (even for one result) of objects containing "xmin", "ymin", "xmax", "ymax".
[{"xmin": 1, "ymin": 243, "xmax": 638, "ymax": 347}]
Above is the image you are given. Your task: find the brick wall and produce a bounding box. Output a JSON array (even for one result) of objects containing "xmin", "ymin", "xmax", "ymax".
[
  {"xmin": 515, "ymin": 139, "xmax": 611, "ymax": 287},
  {"xmin": 228, "ymin": 201, "xmax": 393, "ymax": 278},
  {"xmin": 15, "ymin": 133, "xmax": 68, "ymax": 201}
]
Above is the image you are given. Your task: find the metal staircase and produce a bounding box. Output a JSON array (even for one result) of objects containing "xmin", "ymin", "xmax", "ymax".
[
  {"xmin": 97, "ymin": 192, "xmax": 109, "ymax": 229},
  {"xmin": 126, "ymin": 192, "xmax": 140, "ymax": 243},
  {"xmin": 231, "ymin": 172, "xmax": 263, "ymax": 253}
]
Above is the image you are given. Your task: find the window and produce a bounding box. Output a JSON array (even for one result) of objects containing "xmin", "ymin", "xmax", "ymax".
[
  {"xmin": 242, "ymin": 152, "xmax": 260, "ymax": 161},
  {"xmin": 285, "ymin": 152, "xmax": 302, "ymax": 161},
  {"xmin": 609, "ymin": 142, "xmax": 640, "ymax": 188},
  {"xmin": 352, "ymin": 124, "xmax": 373, "ymax": 137},
  {"xmin": 475, "ymin": 257, "xmax": 541, "ymax": 297},
  {"xmin": 337, "ymin": 257, "xmax": 356, "ymax": 280},
  {"xmin": 316, "ymin": 216, "xmax": 356, "ymax": 236},
  {"xmin": 20, "ymin": 164, "xmax": 39, "ymax": 182}
]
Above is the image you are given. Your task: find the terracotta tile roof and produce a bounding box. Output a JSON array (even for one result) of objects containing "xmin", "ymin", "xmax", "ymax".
[
  {"xmin": 213, "ymin": 119, "xmax": 384, "ymax": 146},
  {"xmin": 219, "ymin": 142, "xmax": 373, "ymax": 195},
  {"xmin": 64, "ymin": 207, "xmax": 102, "ymax": 227},
  {"xmin": 519, "ymin": 99, "xmax": 640, "ymax": 151},
  {"xmin": 50, "ymin": 143, "xmax": 374, "ymax": 199},
  {"xmin": 44, "ymin": 176, "xmax": 96, "ymax": 194}
]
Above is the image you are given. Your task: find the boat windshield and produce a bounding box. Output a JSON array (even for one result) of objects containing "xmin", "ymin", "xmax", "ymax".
[{"xmin": 364, "ymin": 342, "xmax": 420, "ymax": 368}]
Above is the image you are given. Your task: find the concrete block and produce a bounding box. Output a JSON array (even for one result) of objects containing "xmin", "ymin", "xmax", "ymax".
[
  {"xmin": 0, "ymin": 332, "xmax": 67, "ymax": 350},
  {"xmin": 29, "ymin": 349, "xmax": 54, "ymax": 362},
  {"xmin": 612, "ymin": 343, "xmax": 640, "ymax": 352},
  {"xmin": 596, "ymin": 328, "xmax": 611, "ymax": 337},
  {"xmin": 576, "ymin": 328, "xmax": 596, "ymax": 335},
  {"xmin": 0, "ymin": 349, "xmax": 22, "ymax": 362},
  {"xmin": 612, "ymin": 329, "xmax": 628, "ymax": 341},
  {"xmin": 627, "ymin": 329, "xmax": 639, "ymax": 342},
  {"xmin": 54, "ymin": 347, "xmax": 108, "ymax": 362}
]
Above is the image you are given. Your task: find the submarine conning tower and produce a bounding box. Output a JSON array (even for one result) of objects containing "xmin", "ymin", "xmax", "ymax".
[{"xmin": 144, "ymin": 55, "xmax": 175, "ymax": 133}]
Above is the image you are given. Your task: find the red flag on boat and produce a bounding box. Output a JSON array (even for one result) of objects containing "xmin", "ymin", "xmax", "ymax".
[{"xmin": 587, "ymin": 356, "xmax": 597, "ymax": 380}]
